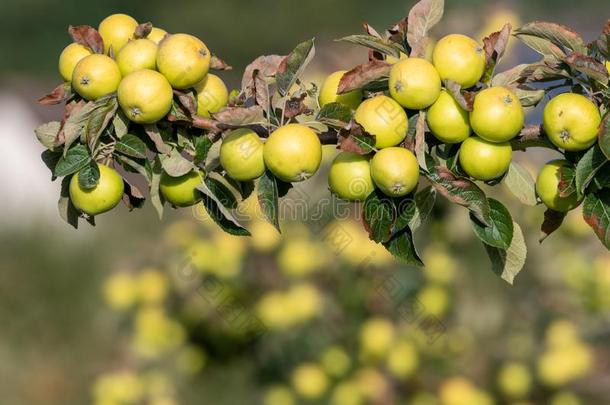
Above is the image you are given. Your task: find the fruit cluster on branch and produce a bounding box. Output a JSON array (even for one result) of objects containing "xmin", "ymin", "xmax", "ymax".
[{"xmin": 35, "ymin": 0, "xmax": 610, "ymax": 282}]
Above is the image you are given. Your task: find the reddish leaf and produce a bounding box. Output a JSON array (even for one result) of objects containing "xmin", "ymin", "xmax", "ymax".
[
  {"xmin": 363, "ymin": 22, "xmax": 382, "ymax": 38},
  {"xmin": 563, "ymin": 53, "xmax": 609, "ymax": 85},
  {"xmin": 540, "ymin": 208, "xmax": 566, "ymax": 242},
  {"xmin": 482, "ymin": 23, "xmax": 512, "ymax": 83},
  {"xmin": 603, "ymin": 19, "xmax": 610, "ymax": 35},
  {"xmin": 134, "ymin": 22, "xmax": 152, "ymax": 39},
  {"xmin": 38, "ymin": 83, "xmax": 71, "ymax": 105},
  {"xmin": 426, "ymin": 166, "xmax": 491, "ymax": 225},
  {"xmin": 557, "ymin": 164, "xmax": 576, "ymax": 198},
  {"xmin": 173, "ymin": 89, "xmax": 198, "ymax": 116},
  {"xmin": 514, "ymin": 21, "xmax": 587, "ymax": 54},
  {"xmin": 284, "ymin": 94, "xmax": 311, "ymax": 119},
  {"xmin": 68, "ymin": 25, "xmax": 103, "ymax": 54},
  {"xmin": 56, "ymin": 99, "xmax": 86, "ymax": 146},
  {"xmin": 337, "ymin": 122, "xmax": 376, "ymax": 155},
  {"xmin": 443, "ymin": 80, "xmax": 474, "ymax": 111},
  {"xmin": 387, "ymin": 16, "xmax": 409, "ymax": 44},
  {"xmin": 251, "ymin": 69, "xmax": 270, "ymax": 112},
  {"xmin": 582, "ymin": 190, "xmax": 610, "ymax": 249},
  {"xmin": 210, "ymin": 55, "xmax": 233, "ymax": 71},
  {"xmin": 121, "ymin": 177, "xmax": 146, "ymax": 211},
  {"xmin": 338, "ymin": 59, "xmax": 391, "ymax": 94},
  {"xmin": 406, "ymin": 0, "xmax": 444, "ymax": 55},
  {"xmin": 212, "ymin": 106, "xmax": 265, "ymax": 126},
  {"xmin": 241, "ymin": 55, "xmax": 284, "ymax": 91}
]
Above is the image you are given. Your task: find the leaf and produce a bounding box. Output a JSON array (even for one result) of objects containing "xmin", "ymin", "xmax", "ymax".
[
  {"xmin": 54, "ymin": 144, "xmax": 91, "ymax": 177},
  {"xmin": 599, "ymin": 113, "xmax": 610, "ymax": 160},
  {"xmin": 540, "ymin": 208, "xmax": 566, "ymax": 242},
  {"xmin": 134, "ymin": 22, "xmax": 152, "ymax": 39},
  {"xmin": 513, "ymin": 34, "xmax": 566, "ymax": 61},
  {"xmin": 563, "ymin": 53, "xmax": 609, "ymax": 85},
  {"xmin": 197, "ymin": 179, "xmax": 250, "ymax": 236},
  {"xmin": 519, "ymin": 63, "xmax": 570, "ymax": 82},
  {"xmin": 161, "ymin": 148, "xmax": 195, "ymax": 177},
  {"xmin": 503, "ymin": 162, "xmax": 537, "ymax": 206},
  {"xmin": 68, "ymin": 25, "xmax": 104, "ymax": 54},
  {"xmin": 35, "ymin": 121, "xmax": 61, "ymax": 150},
  {"xmin": 257, "ymin": 171, "xmax": 281, "ymax": 232},
  {"xmin": 241, "ymin": 55, "xmax": 284, "ymax": 91},
  {"xmin": 173, "ymin": 89, "xmax": 198, "ymax": 117},
  {"xmin": 86, "ymin": 96, "xmax": 118, "ymax": 151},
  {"xmin": 575, "ymin": 145, "xmax": 608, "ymax": 195},
  {"xmin": 115, "ymin": 134, "xmax": 148, "ymax": 159},
  {"xmin": 337, "ymin": 123, "xmax": 376, "ymax": 155},
  {"xmin": 337, "ymin": 59, "xmax": 391, "ymax": 94},
  {"xmin": 210, "ymin": 55, "xmax": 233, "ymax": 71},
  {"xmin": 149, "ymin": 156, "xmax": 164, "ymax": 219},
  {"xmin": 383, "ymin": 228, "xmax": 424, "ymax": 266},
  {"xmin": 38, "ymin": 83, "xmax": 72, "ymax": 105},
  {"xmin": 484, "ymin": 222, "xmax": 527, "ymax": 285},
  {"xmin": 414, "ymin": 112, "xmax": 428, "ymax": 171},
  {"xmin": 167, "ymin": 100, "xmax": 192, "ymax": 123},
  {"xmin": 406, "ymin": 0, "xmax": 444, "ymax": 55},
  {"xmin": 41, "ymin": 150, "xmax": 62, "ymax": 177},
  {"xmin": 143, "ymin": 124, "xmax": 172, "ymax": 155},
  {"xmin": 316, "ymin": 102, "xmax": 354, "ymax": 127},
  {"xmin": 443, "ymin": 80, "xmax": 474, "ymax": 111},
  {"xmin": 362, "ymin": 189, "xmax": 396, "ymax": 243},
  {"xmin": 121, "ymin": 178, "xmax": 146, "ymax": 211},
  {"xmin": 514, "ymin": 21, "xmax": 587, "ymax": 55},
  {"xmin": 582, "ymin": 190, "xmax": 610, "ymax": 249},
  {"xmin": 427, "ymin": 166, "xmax": 491, "ymax": 225},
  {"xmin": 514, "ymin": 87, "xmax": 545, "ymax": 107},
  {"xmin": 112, "ymin": 110, "xmax": 129, "ymax": 139},
  {"xmin": 77, "ymin": 161, "xmax": 100, "ymax": 190},
  {"xmin": 251, "ymin": 69, "xmax": 270, "ymax": 113},
  {"xmin": 284, "ymin": 94, "xmax": 311, "ymax": 119},
  {"xmin": 213, "ymin": 106, "xmax": 266, "ymax": 126},
  {"xmin": 61, "ymin": 96, "xmax": 112, "ymax": 153},
  {"xmin": 337, "ymin": 35, "xmax": 403, "ymax": 57},
  {"xmin": 491, "ymin": 64, "xmax": 530, "ymax": 87},
  {"xmin": 557, "ymin": 163, "xmax": 576, "ymax": 198},
  {"xmin": 194, "ymin": 136, "xmax": 213, "ymax": 166},
  {"xmin": 276, "ymin": 39, "xmax": 316, "ymax": 97},
  {"xmin": 482, "ymin": 23, "xmax": 512, "ymax": 84},
  {"xmin": 470, "ymin": 198, "xmax": 514, "ymax": 249},
  {"xmin": 58, "ymin": 176, "xmax": 79, "ymax": 229},
  {"xmin": 393, "ymin": 186, "xmax": 437, "ymax": 233}
]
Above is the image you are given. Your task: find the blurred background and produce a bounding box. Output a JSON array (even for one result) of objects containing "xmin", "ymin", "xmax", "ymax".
[{"xmin": 1, "ymin": 0, "xmax": 610, "ymax": 404}]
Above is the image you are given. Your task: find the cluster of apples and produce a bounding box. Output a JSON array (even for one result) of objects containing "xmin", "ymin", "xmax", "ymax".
[
  {"xmin": 59, "ymin": 13, "xmax": 229, "ymax": 122},
  {"xmin": 318, "ymin": 33, "xmax": 602, "ymax": 214}
]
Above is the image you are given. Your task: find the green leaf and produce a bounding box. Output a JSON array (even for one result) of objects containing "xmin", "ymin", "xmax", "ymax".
[
  {"xmin": 575, "ymin": 145, "xmax": 608, "ymax": 195},
  {"xmin": 35, "ymin": 121, "xmax": 60, "ymax": 150},
  {"xmin": 393, "ymin": 186, "xmax": 437, "ymax": 233},
  {"xmin": 54, "ymin": 144, "xmax": 91, "ymax": 177},
  {"xmin": 383, "ymin": 228, "xmax": 424, "ymax": 266},
  {"xmin": 514, "ymin": 21, "xmax": 587, "ymax": 54},
  {"xmin": 276, "ymin": 39, "xmax": 316, "ymax": 97},
  {"xmin": 194, "ymin": 136, "xmax": 213, "ymax": 165},
  {"xmin": 198, "ymin": 178, "xmax": 250, "ymax": 236},
  {"xmin": 115, "ymin": 134, "xmax": 147, "ymax": 159},
  {"xmin": 484, "ymin": 222, "xmax": 527, "ymax": 285},
  {"xmin": 599, "ymin": 113, "xmax": 610, "ymax": 160},
  {"xmin": 149, "ymin": 156, "xmax": 164, "ymax": 219},
  {"xmin": 503, "ymin": 162, "xmax": 537, "ymax": 206},
  {"xmin": 316, "ymin": 102, "xmax": 354, "ymax": 127},
  {"xmin": 58, "ymin": 176, "xmax": 79, "ymax": 229},
  {"xmin": 470, "ymin": 198, "xmax": 514, "ymax": 249},
  {"xmin": 337, "ymin": 35, "xmax": 403, "ymax": 57},
  {"xmin": 513, "ymin": 34, "xmax": 566, "ymax": 61},
  {"xmin": 426, "ymin": 166, "xmax": 491, "ymax": 225},
  {"xmin": 582, "ymin": 190, "xmax": 610, "ymax": 250},
  {"xmin": 41, "ymin": 150, "xmax": 62, "ymax": 178},
  {"xmin": 557, "ymin": 163, "xmax": 577, "ymax": 198},
  {"xmin": 86, "ymin": 96, "xmax": 118, "ymax": 151},
  {"xmin": 257, "ymin": 171, "xmax": 281, "ymax": 232},
  {"xmin": 362, "ymin": 189, "xmax": 396, "ymax": 243},
  {"xmin": 514, "ymin": 87, "xmax": 545, "ymax": 107},
  {"xmin": 161, "ymin": 148, "xmax": 195, "ymax": 177},
  {"xmin": 77, "ymin": 161, "xmax": 100, "ymax": 190}
]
